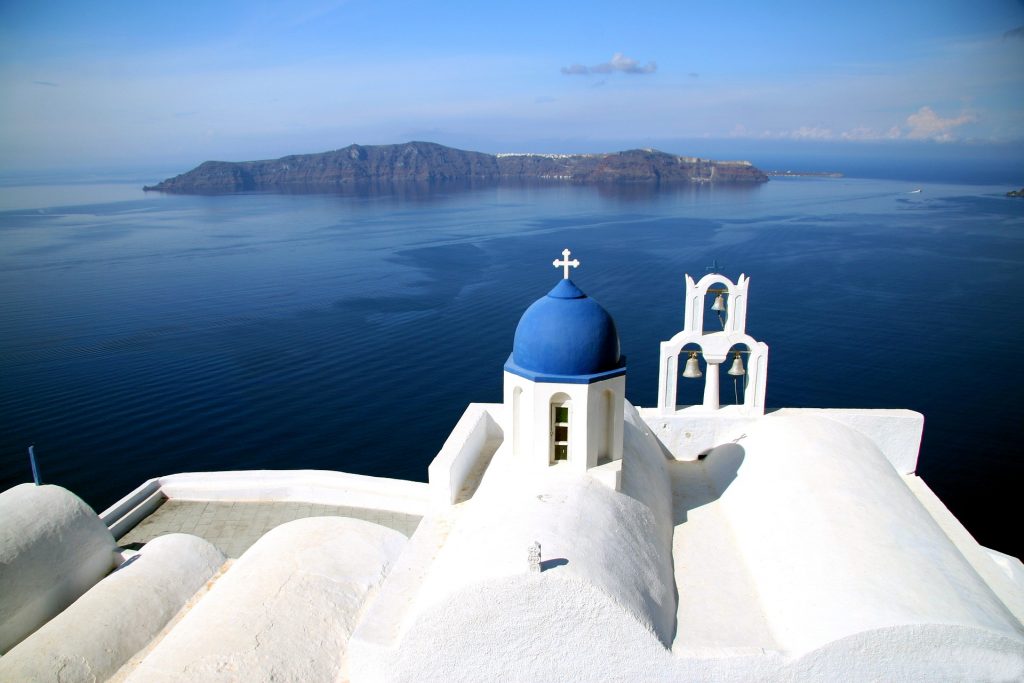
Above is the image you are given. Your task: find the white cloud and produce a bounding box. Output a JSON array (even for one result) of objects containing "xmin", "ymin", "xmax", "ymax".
[
  {"xmin": 560, "ymin": 64, "xmax": 589, "ymax": 75},
  {"xmin": 725, "ymin": 109, "xmax": 976, "ymax": 143},
  {"xmin": 727, "ymin": 123, "xmax": 904, "ymax": 142},
  {"xmin": 904, "ymin": 106, "xmax": 975, "ymax": 142},
  {"xmin": 561, "ymin": 53, "xmax": 656, "ymax": 76},
  {"xmin": 787, "ymin": 126, "xmax": 834, "ymax": 140},
  {"xmin": 839, "ymin": 125, "xmax": 902, "ymax": 141}
]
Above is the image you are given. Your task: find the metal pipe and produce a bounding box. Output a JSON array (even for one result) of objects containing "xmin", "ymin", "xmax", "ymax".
[{"xmin": 28, "ymin": 444, "xmax": 41, "ymax": 486}]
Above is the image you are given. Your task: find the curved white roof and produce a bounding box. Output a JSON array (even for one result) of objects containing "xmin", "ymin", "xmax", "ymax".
[
  {"xmin": 404, "ymin": 402, "xmax": 676, "ymax": 642},
  {"xmin": 0, "ymin": 484, "xmax": 116, "ymax": 654},
  {"xmin": 127, "ymin": 516, "xmax": 406, "ymax": 681},
  {"xmin": 714, "ymin": 412, "xmax": 1024, "ymax": 653}
]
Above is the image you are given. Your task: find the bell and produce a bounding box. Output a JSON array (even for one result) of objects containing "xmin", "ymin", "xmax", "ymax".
[
  {"xmin": 727, "ymin": 352, "xmax": 745, "ymax": 377},
  {"xmin": 682, "ymin": 352, "xmax": 702, "ymax": 379},
  {"xmin": 711, "ymin": 293, "xmax": 726, "ymax": 311}
]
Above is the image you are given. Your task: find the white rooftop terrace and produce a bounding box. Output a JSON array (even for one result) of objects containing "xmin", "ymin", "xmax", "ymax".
[
  {"xmin": 118, "ymin": 499, "xmax": 421, "ymax": 558},
  {"xmin": 101, "ymin": 469, "xmax": 430, "ymax": 558}
]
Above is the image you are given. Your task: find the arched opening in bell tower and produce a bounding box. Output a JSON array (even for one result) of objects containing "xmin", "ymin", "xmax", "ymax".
[
  {"xmin": 676, "ymin": 342, "xmax": 705, "ymax": 408},
  {"xmin": 703, "ymin": 285, "xmax": 729, "ymax": 332},
  {"xmin": 720, "ymin": 342, "xmax": 751, "ymax": 406}
]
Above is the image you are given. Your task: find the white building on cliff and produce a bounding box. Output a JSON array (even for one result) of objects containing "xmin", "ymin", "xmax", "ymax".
[{"xmin": 1, "ymin": 252, "xmax": 1022, "ymax": 681}]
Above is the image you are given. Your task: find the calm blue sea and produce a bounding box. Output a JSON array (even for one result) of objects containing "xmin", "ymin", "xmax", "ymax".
[{"xmin": 0, "ymin": 172, "xmax": 1021, "ymax": 556}]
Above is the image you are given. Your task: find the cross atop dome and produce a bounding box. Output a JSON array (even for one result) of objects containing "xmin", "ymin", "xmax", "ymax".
[{"xmin": 553, "ymin": 248, "xmax": 579, "ymax": 279}]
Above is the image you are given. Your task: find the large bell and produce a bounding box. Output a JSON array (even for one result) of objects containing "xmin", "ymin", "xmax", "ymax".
[
  {"xmin": 711, "ymin": 293, "xmax": 726, "ymax": 311},
  {"xmin": 682, "ymin": 352, "xmax": 702, "ymax": 379},
  {"xmin": 727, "ymin": 352, "xmax": 745, "ymax": 377}
]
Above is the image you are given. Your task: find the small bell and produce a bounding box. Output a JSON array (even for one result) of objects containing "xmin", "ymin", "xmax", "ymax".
[
  {"xmin": 727, "ymin": 352, "xmax": 745, "ymax": 377},
  {"xmin": 682, "ymin": 352, "xmax": 702, "ymax": 379},
  {"xmin": 711, "ymin": 293, "xmax": 726, "ymax": 312}
]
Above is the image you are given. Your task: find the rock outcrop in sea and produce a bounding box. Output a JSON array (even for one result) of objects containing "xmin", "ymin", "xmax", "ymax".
[{"xmin": 144, "ymin": 142, "xmax": 768, "ymax": 193}]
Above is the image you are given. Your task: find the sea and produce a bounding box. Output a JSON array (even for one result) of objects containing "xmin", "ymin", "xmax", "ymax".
[{"xmin": 1, "ymin": 164, "xmax": 1021, "ymax": 558}]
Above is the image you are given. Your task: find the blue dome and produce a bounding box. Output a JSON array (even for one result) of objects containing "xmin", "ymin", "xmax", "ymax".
[{"xmin": 508, "ymin": 279, "xmax": 623, "ymax": 380}]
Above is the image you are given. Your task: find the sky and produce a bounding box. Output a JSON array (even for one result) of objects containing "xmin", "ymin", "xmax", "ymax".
[{"xmin": 1, "ymin": 0, "xmax": 1022, "ymax": 172}]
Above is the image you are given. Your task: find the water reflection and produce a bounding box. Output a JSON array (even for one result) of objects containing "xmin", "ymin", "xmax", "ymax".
[
  {"xmin": 146, "ymin": 178, "xmax": 768, "ymax": 205},
  {"xmin": 592, "ymin": 180, "xmax": 764, "ymax": 202}
]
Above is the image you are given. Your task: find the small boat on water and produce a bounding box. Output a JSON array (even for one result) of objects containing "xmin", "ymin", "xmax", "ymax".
[{"xmin": 909, "ymin": 188, "xmax": 922, "ymax": 194}]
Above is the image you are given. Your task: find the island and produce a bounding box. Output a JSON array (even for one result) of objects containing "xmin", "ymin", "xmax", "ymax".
[{"xmin": 143, "ymin": 141, "xmax": 768, "ymax": 193}]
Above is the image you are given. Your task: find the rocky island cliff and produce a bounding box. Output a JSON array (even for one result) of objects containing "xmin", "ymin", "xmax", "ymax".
[{"xmin": 144, "ymin": 142, "xmax": 767, "ymax": 193}]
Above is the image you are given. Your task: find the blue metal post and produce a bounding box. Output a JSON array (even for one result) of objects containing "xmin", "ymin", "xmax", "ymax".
[{"xmin": 28, "ymin": 444, "xmax": 41, "ymax": 486}]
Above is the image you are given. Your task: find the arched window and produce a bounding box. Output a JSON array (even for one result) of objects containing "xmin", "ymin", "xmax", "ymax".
[{"xmin": 550, "ymin": 395, "xmax": 571, "ymax": 464}]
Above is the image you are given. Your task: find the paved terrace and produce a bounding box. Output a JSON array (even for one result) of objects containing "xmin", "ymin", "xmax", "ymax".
[{"xmin": 118, "ymin": 500, "xmax": 422, "ymax": 558}]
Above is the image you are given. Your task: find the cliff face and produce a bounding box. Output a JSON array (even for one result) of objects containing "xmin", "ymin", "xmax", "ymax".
[
  {"xmin": 144, "ymin": 142, "xmax": 768, "ymax": 193},
  {"xmin": 148, "ymin": 143, "xmax": 500, "ymax": 192},
  {"xmin": 495, "ymin": 149, "xmax": 768, "ymax": 183}
]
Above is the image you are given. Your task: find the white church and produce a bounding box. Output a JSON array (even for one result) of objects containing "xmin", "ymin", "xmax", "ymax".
[{"xmin": 2, "ymin": 251, "xmax": 1022, "ymax": 681}]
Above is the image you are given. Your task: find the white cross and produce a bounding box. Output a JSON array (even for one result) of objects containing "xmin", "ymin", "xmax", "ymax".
[{"xmin": 553, "ymin": 248, "xmax": 580, "ymax": 279}]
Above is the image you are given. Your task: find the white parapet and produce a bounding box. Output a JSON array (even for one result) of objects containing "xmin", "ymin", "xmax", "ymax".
[
  {"xmin": 639, "ymin": 406, "xmax": 925, "ymax": 474},
  {"xmin": 427, "ymin": 403, "xmax": 503, "ymax": 506},
  {"xmin": 641, "ymin": 404, "xmax": 758, "ymax": 462},
  {"xmin": 100, "ymin": 469, "xmax": 431, "ymax": 535},
  {"xmin": 775, "ymin": 407, "xmax": 924, "ymax": 474}
]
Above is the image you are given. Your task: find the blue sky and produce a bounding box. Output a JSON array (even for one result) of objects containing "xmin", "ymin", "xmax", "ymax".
[{"xmin": 1, "ymin": 0, "xmax": 1022, "ymax": 170}]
